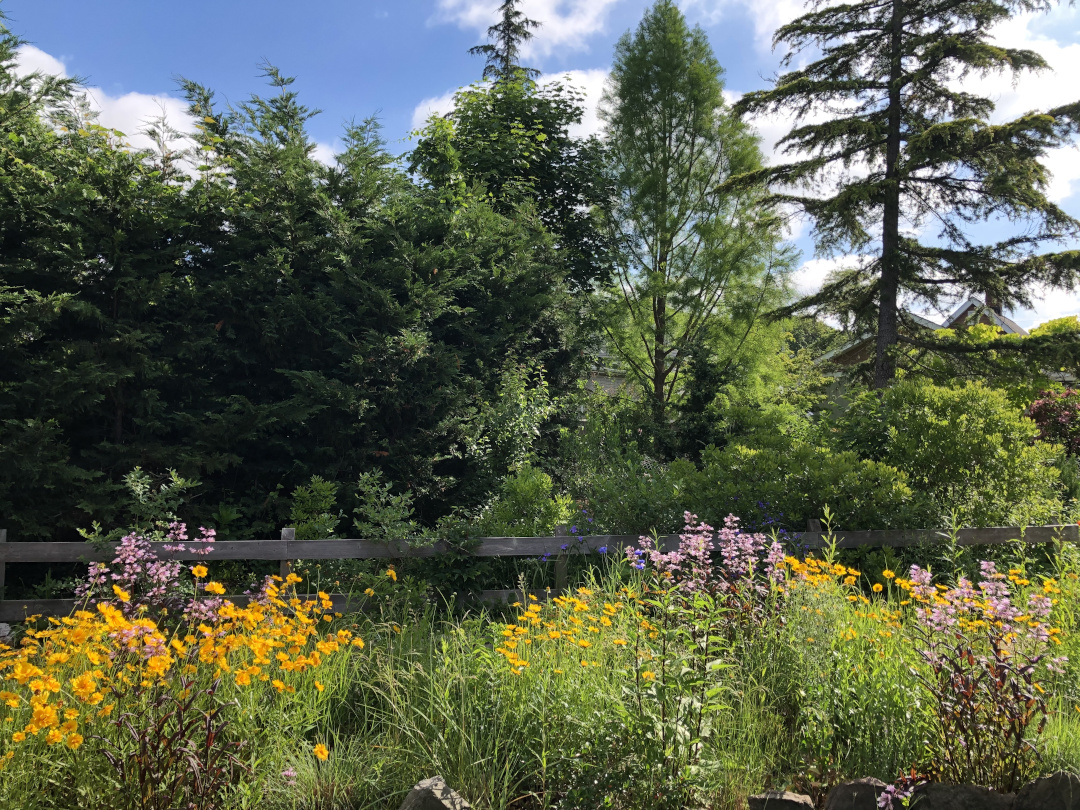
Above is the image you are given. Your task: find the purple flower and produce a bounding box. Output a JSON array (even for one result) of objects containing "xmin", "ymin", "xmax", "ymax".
[{"xmin": 598, "ymin": 546, "xmax": 608, "ymax": 554}]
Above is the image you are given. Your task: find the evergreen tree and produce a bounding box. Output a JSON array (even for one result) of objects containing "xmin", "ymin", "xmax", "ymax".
[
  {"xmin": 599, "ymin": 1, "xmax": 791, "ymax": 422},
  {"xmin": 734, "ymin": 0, "xmax": 1080, "ymax": 387},
  {"xmin": 468, "ymin": 0, "xmax": 541, "ymax": 82}
]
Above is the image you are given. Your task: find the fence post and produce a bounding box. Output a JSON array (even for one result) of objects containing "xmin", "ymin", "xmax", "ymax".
[
  {"xmin": 280, "ymin": 527, "xmax": 295, "ymax": 580},
  {"xmin": 0, "ymin": 529, "xmax": 5, "ymax": 601},
  {"xmin": 554, "ymin": 525, "xmax": 568, "ymax": 593}
]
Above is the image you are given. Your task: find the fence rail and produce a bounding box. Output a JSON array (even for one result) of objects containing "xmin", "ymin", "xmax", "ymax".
[{"xmin": 0, "ymin": 524, "xmax": 1075, "ymax": 622}]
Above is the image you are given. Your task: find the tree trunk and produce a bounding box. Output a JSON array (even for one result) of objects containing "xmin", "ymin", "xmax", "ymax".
[
  {"xmin": 653, "ymin": 291, "xmax": 667, "ymax": 423},
  {"xmin": 873, "ymin": 0, "xmax": 905, "ymax": 389}
]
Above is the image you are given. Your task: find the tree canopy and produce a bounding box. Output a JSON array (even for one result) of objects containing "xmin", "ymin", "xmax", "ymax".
[{"xmin": 733, "ymin": 0, "xmax": 1080, "ymax": 387}]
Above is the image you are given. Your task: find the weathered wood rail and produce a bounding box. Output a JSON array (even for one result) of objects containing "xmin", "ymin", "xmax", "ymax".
[{"xmin": 0, "ymin": 524, "xmax": 1075, "ymax": 622}]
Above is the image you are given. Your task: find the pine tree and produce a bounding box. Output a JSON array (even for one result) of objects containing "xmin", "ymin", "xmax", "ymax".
[
  {"xmin": 734, "ymin": 0, "xmax": 1080, "ymax": 387},
  {"xmin": 468, "ymin": 0, "xmax": 541, "ymax": 82}
]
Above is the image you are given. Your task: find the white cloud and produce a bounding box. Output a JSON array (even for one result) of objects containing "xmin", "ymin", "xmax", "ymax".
[
  {"xmin": 410, "ymin": 67, "xmax": 610, "ymax": 139},
  {"xmin": 411, "ymin": 89, "xmax": 458, "ymax": 130},
  {"xmin": 549, "ymin": 67, "xmax": 608, "ymax": 138},
  {"xmin": 12, "ymin": 44, "xmax": 67, "ymax": 77},
  {"xmin": 1012, "ymin": 284, "xmax": 1080, "ymax": 330},
  {"xmin": 311, "ymin": 141, "xmax": 338, "ymax": 166},
  {"xmin": 433, "ymin": 0, "xmax": 621, "ymax": 58},
  {"xmin": 792, "ymin": 254, "xmax": 870, "ymax": 296},
  {"xmin": 15, "ymin": 45, "xmax": 193, "ymax": 155},
  {"xmin": 680, "ymin": 0, "xmax": 805, "ymax": 53}
]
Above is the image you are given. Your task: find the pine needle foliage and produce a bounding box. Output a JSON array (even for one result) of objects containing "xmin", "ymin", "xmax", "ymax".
[
  {"xmin": 468, "ymin": 0, "xmax": 541, "ymax": 82},
  {"xmin": 732, "ymin": 0, "xmax": 1080, "ymax": 387}
]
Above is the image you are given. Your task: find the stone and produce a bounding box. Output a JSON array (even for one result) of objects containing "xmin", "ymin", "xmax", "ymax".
[
  {"xmin": 748, "ymin": 791, "xmax": 815, "ymax": 810},
  {"xmin": 1015, "ymin": 772, "xmax": 1080, "ymax": 810},
  {"xmin": 824, "ymin": 777, "xmax": 888, "ymax": 810},
  {"xmin": 908, "ymin": 782, "xmax": 1014, "ymax": 810},
  {"xmin": 398, "ymin": 776, "xmax": 472, "ymax": 810},
  {"xmin": 0, "ymin": 623, "xmax": 11, "ymax": 645}
]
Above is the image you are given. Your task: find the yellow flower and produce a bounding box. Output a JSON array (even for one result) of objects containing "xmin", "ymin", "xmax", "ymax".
[
  {"xmin": 191, "ymin": 565, "xmax": 208, "ymax": 579},
  {"xmin": 272, "ymin": 679, "xmax": 286, "ymax": 692},
  {"xmin": 364, "ymin": 588, "xmax": 375, "ymax": 597},
  {"xmin": 11, "ymin": 732, "xmax": 26, "ymax": 743},
  {"xmin": 204, "ymin": 582, "xmax": 226, "ymax": 596},
  {"xmin": 314, "ymin": 743, "xmax": 329, "ymax": 761},
  {"xmin": 641, "ymin": 671, "xmax": 656, "ymax": 681},
  {"xmin": 315, "ymin": 681, "xmax": 325, "ymax": 692},
  {"xmin": 112, "ymin": 585, "xmax": 131, "ymax": 603},
  {"xmin": 386, "ymin": 568, "xmax": 398, "ymax": 582},
  {"xmin": 613, "ymin": 639, "xmax": 627, "ymax": 646},
  {"xmin": 882, "ymin": 569, "xmax": 895, "ymax": 580},
  {"xmin": 235, "ymin": 671, "xmax": 252, "ymax": 687},
  {"xmin": 872, "ymin": 583, "xmax": 884, "ymax": 593}
]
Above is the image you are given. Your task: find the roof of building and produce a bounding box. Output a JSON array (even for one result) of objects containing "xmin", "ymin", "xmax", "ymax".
[
  {"xmin": 817, "ymin": 297, "xmax": 1029, "ymax": 365},
  {"xmin": 943, "ymin": 297, "xmax": 1029, "ymax": 336}
]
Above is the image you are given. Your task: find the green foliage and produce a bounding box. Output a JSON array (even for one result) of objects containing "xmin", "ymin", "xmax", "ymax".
[
  {"xmin": 735, "ymin": 0, "xmax": 1080, "ymax": 386},
  {"xmin": 473, "ymin": 465, "xmax": 574, "ymax": 538},
  {"xmin": 352, "ymin": 470, "xmax": 417, "ymax": 543},
  {"xmin": 0, "ymin": 11, "xmax": 593, "ymax": 541},
  {"xmin": 467, "ymin": 0, "xmax": 541, "ymax": 82},
  {"xmin": 289, "ymin": 476, "xmax": 342, "ymax": 542},
  {"xmin": 840, "ymin": 380, "xmax": 1065, "ymax": 527},
  {"xmin": 411, "ymin": 69, "xmax": 611, "ymax": 292},
  {"xmin": 684, "ymin": 441, "xmax": 922, "ymax": 532},
  {"xmin": 598, "ymin": 1, "xmax": 792, "ymax": 419}
]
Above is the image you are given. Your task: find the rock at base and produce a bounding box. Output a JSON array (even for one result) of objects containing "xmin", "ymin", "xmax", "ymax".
[
  {"xmin": 748, "ymin": 791, "xmax": 815, "ymax": 810},
  {"xmin": 1015, "ymin": 772, "xmax": 1080, "ymax": 810},
  {"xmin": 824, "ymin": 777, "xmax": 887, "ymax": 810},
  {"xmin": 398, "ymin": 776, "xmax": 472, "ymax": 810},
  {"xmin": 908, "ymin": 783, "xmax": 1014, "ymax": 810}
]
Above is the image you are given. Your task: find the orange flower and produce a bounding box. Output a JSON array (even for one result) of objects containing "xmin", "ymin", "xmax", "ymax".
[
  {"xmin": 191, "ymin": 565, "xmax": 208, "ymax": 579},
  {"xmin": 313, "ymin": 743, "xmax": 329, "ymax": 761}
]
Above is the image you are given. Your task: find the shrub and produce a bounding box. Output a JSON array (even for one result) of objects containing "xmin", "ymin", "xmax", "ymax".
[
  {"xmin": 682, "ymin": 441, "xmax": 924, "ymax": 531},
  {"xmin": 473, "ymin": 464, "xmax": 574, "ymax": 537},
  {"xmin": 1029, "ymin": 388, "xmax": 1080, "ymax": 457},
  {"xmin": 840, "ymin": 380, "xmax": 1065, "ymax": 527}
]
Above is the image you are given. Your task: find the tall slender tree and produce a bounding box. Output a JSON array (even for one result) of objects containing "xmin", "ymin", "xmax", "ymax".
[
  {"xmin": 734, "ymin": 0, "xmax": 1080, "ymax": 388},
  {"xmin": 468, "ymin": 0, "xmax": 541, "ymax": 82},
  {"xmin": 599, "ymin": 1, "xmax": 790, "ymax": 421}
]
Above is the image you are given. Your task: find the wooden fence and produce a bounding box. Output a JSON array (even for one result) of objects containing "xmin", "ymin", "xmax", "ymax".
[{"xmin": 0, "ymin": 524, "xmax": 1076, "ymax": 623}]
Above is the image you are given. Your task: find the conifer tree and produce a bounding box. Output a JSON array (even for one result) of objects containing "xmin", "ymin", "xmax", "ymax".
[
  {"xmin": 600, "ymin": 1, "xmax": 790, "ymax": 422},
  {"xmin": 734, "ymin": 0, "xmax": 1080, "ymax": 387},
  {"xmin": 468, "ymin": 0, "xmax": 541, "ymax": 81}
]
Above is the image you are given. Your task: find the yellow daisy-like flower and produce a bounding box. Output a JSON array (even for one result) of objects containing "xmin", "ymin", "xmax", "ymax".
[
  {"xmin": 112, "ymin": 585, "xmax": 131, "ymax": 603},
  {"xmin": 386, "ymin": 568, "xmax": 397, "ymax": 582},
  {"xmin": 641, "ymin": 671, "xmax": 656, "ymax": 681},
  {"xmin": 315, "ymin": 681, "xmax": 325, "ymax": 692},
  {"xmin": 314, "ymin": 743, "xmax": 329, "ymax": 761},
  {"xmin": 872, "ymin": 583, "xmax": 884, "ymax": 593},
  {"xmin": 66, "ymin": 733, "xmax": 83, "ymax": 750},
  {"xmin": 364, "ymin": 588, "xmax": 375, "ymax": 597},
  {"xmin": 882, "ymin": 569, "xmax": 895, "ymax": 580},
  {"xmin": 204, "ymin": 582, "xmax": 226, "ymax": 596},
  {"xmin": 191, "ymin": 565, "xmax": 208, "ymax": 579}
]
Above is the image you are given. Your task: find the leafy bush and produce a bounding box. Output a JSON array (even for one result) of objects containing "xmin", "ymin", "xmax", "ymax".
[
  {"xmin": 1029, "ymin": 388, "xmax": 1080, "ymax": 457},
  {"xmin": 473, "ymin": 465, "xmax": 574, "ymax": 537},
  {"xmin": 682, "ymin": 441, "xmax": 924, "ymax": 531},
  {"xmin": 840, "ymin": 380, "xmax": 1065, "ymax": 527}
]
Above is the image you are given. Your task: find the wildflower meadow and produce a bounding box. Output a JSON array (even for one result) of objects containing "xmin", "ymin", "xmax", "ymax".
[{"xmin": 2, "ymin": 515, "xmax": 1080, "ymax": 809}]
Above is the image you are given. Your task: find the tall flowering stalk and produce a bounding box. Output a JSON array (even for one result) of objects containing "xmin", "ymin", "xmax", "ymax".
[
  {"xmin": 899, "ymin": 562, "xmax": 1066, "ymax": 793},
  {"xmin": 76, "ymin": 523, "xmax": 217, "ymax": 620},
  {"xmin": 626, "ymin": 512, "xmax": 785, "ymax": 596}
]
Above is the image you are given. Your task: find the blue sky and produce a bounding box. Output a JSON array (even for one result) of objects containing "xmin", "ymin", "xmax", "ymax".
[{"xmin": 7, "ymin": 0, "xmax": 1080, "ymax": 329}]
